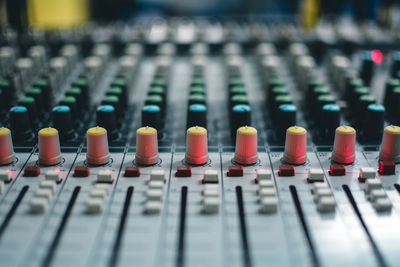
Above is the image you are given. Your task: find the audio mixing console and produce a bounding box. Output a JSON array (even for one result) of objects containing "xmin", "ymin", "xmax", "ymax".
[{"xmin": 1, "ymin": 20, "xmax": 400, "ymax": 267}]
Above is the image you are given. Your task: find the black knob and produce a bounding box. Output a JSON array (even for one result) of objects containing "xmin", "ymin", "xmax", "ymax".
[
  {"xmin": 383, "ymin": 79, "xmax": 400, "ymax": 117},
  {"xmin": 106, "ymin": 87, "xmax": 126, "ymax": 110},
  {"xmin": 230, "ymin": 104, "xmax": 251, "ymax": 137},
  {"xmin": 96, "ymin": 105, "xmax": 118, "ymax": 140},
  {"xmin": 187, "ymin": 104, "xmax": 207, "ymax": 128},
  {"xmin": 101, "ymin": 95, "xmax": 121, "ymax": 116},
  {"xmin": 66, "ymin": 87, "xmax": 84, "ymax": 112},
  {"xmin": 59, "ymin": 96, "xmax": 79, "ymax": 121},
  {"xmin": 32, "ymin": 77, "xmax": 53, "ymax": 109},
  {"xmin": 26, "ymin": 87, "xmax": 43, "ymax": 113},
  {"xmin": 142, "ymin": 105, "xmax": 162, "ymax": 131},
  {"xmin": 318, "ymin": 104, "xmax": 340, "ymax": 141},
  {"xmin": 18, "ymin": 97, "xmax": 38, "ymax": 126},
  {"xmin": 274, "ymin": 104, "xmax": 296, "ymax": 141},
  {"xmin": 52, "ymin": 105, "xmax": 74, "ymax": 140},
  {"xmin": 362, "ymin": 104, "xmax": 385, "ymax": 141},
  {"xmin": 71, "ymin": 76, "xmax": 90, "ymax": 106},
  {"xmin": 9, "ymin": 106, "xmax": 32, "ymax": 140},
  {"xmin": 360, "ymin": 51, "xmax": 375, "ymax": 85}
]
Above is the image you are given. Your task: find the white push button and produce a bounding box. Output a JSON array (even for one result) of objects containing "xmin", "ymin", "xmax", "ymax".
[
  {"xmin": 0, "ymin": 170, "xmax": 11, "ymax": 182},
  {"xmin": 308, "ymin": 168, "xmax": 324, "ymax": 182},
  {"xmin": 86, "ymin": 198, "xmax": 104, "ymax": 214},
  {"xmin": 256, "ymin": 169, "xmax": 272, "ymax": 181},
  {"xmin": 30, "ymin": 198, "xmax": 48, "ymax": 213},
  {"xmin": 144, "ymin": 201, "xmax": 162, "ymax": 214},
  {"xmin": 40, "ymin": 180, "xmax": 56, "ymax": 194},
  {"xmin": 45, "ymin": 170, "xmax": 61, "ymax": 183},
  {"xmin": 148, "ymin": 181, "xmax": 164, "ymax": 190},
  {"xmin": 373, "ymin": 198, "xmax": 392, "ymax": 212},
  {"xmin": 317, "ymin": 196, "xmax": 336, "ymax": 212},
  {"xmin": 97, "ymin": 170, "xmax": 113, "ymax": 183},
  {"xmin": 203, "ymin": 197, "xmax": 219, "ymax": 214},
  {"xmin": 365, "ymin": 179, "xmax": 382, "ymax": 193},
  {"xmin": 90, "ymin": 189, "xmax": 108, "ymax": 199},
  {"xmin": 203, "ymin": 169, "xmax": 218, "ymax": 183},
  {"xmin": 360, "ymin": 167, "xmax": 376, "ymax": 180},
  {"xmin": 150, "ymin": 169, "xmax": 165, "ymax": 181},
  {"xmin": 146, "ymin": 189, "xmax": 163, "ymax": 201},
  {"xmin": 259, "ymin": 197, "xmax": 278, "ymax": 213}
]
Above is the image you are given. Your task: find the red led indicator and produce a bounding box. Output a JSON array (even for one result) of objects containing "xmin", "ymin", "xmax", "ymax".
[{"xmin": 371, "ymin": 49, "xmax": 383, "ymax": 64}]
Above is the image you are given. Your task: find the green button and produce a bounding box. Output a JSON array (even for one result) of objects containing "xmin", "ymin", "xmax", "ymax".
[
  {"xmin": 269, "ymin": 77, "xmax": 285, "ymax": 88},
  {"xmin": 72, "ymin": 78, "xmax": 87, "ymax": 87},
  {"xmin": 232, "ymin": 95, "xmax": 248, "ymax": 103},
  {"xmin": 26, "ymin": 88, "xmax": 41, "ymax": 95},
  {"xmin": 19, "ymin": 97, "xmax": 35, "ymax": 104},
  {"xmin": 360, "ymin": 94, "xmax": 376, "ymax": 103},
  {"xmin": 271, "ymin": 86, "xmax": 288, "ymax": 95},
  {"xmin": 191, "ymin": 77, "xmax": 205, "ymax": 87},
  {"xmin": 230, "ymin": 86, "xmax": 247, "ymax": 95},
  {"xmin": 0, "ymin": 80, "xmax": 10, "ymax": 87},
  {"xmin": 66, "ymin": 87, "xmax": 81, "ymax": 95},
  {"xmin": 275, "ymin": 95, "xmax": 292, "ymax": 103},
  {"xmin": 313, "ymin": 86, "xmax": 330, "ymax": 94},
  {"xmin": 354, "ymin": 87, "xmax": 370, "ymax": 95},
  {"xmin": 151, "ymin": 77, "xmax": 166, "ymax": 87},
  {"xmin": 229, "ymin": 77, "xmax": 245, "ymax": 88},
  {"xmin": 60, "ymin": 96, "xmax": 76, "ymax": 104},
  {"xmin": 111, "ymin": 78, "xmax": 126, "ymax": 87},
  {"xmin": 189, "ymin": 94, "xmax": 205, "ymax": 102},
  {"xmin": 317, "ymin": 94, "xmax": 335, "ymax": 103},
  {"xmin": 107, "ymin": 87, "xmax": 122, "ymax": 95},
  {"xmin": 34, "ymin": 79, "xmax": 48, "ymax": 87},
  {"xmin": 190, "ymin": 86, "xmax": 205, "ymax": 95},
  {"xmin": 103, "ymin": 95, "xmax": 119, "ymax": 103},
  {"xmin": 308, "ymin": 78, "xmax": 324, "ymax": 87},
  {"xmin": 146, "ymin": 95, "xmax": 162, "ymax": 103},
  {"xmin": 349, "ymin": 78, "xmax": 364, "ymax": 88},
  {"xmin": 149, "ymin": 86, "xmax": 164, "ymax": 95},
  {"xmin": 387, "ymin": 78, "xmax": 400, "ymax": 87}
]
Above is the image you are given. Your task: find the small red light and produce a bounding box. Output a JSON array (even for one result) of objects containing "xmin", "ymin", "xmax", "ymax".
[
  {"xmin": 6, "ymin": 169, "xmax": 13, "ymax": 175},
  {"xmin": 54, "ymin": 168, "xmax": 61, "ymax": 172},
  {"xmin": 371, "ymin": 49, "xmax": 383, "ymax": 64}
]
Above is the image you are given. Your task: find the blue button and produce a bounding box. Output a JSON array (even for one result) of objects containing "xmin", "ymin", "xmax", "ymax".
[
  {"xmin": 189, "ymin": 104, "xmax": 206, "ymax": 112},
  {"xmin": 279, "ymin": 104, "xmax": 296, "ymax": 112},
  {"xmin": 97, "ymin": 105, "xmax": 115, "ymax": 112},
  {"xmin": 9, "ymin": 106, "xmax": 27, "ymax": 113},
  {"xmin": 232, "ymin": 104, "xmax": 251, "ymax": 113},
  {"xmin": 368, "ymin": 104, "xmax": 385, "ymax": 112},
  {"xmin": 142, "ymin": 105, "xmax": 160, "ymax": 112},
  {"xmin": 322, "ymin": 104, "xmax": 340, "ymax": 112},
  {"xmin": 52, "ymin": 105, "xmax": 71, "ymax": 113}
]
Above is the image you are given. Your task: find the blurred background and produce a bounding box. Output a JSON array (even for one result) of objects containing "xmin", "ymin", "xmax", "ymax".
[{"xmin": 1, "ymin": 0, "xmax": 400, "ymax": 30}]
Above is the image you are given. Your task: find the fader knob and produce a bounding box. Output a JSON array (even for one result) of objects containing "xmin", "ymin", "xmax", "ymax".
[
  {"xmin": 234, "ymin": 126, "xmax": 258, "ymax": 165},
  {"xmin": 379, "ymin": 125, "xmax": 400, "ymax": 162},
  {"xmin": 52, "ymin": 106, "xmax": 74, "ymax": 140},
  {"xmin": 0, "ymin": 127, "xmax": 15, "ymax": 165},
  {"xmin": 283, "ymin": 126, "xmax": 307, "ymax": 165},
  {"xmin": 332, "ymin": 126, "xmax": 356, "ymax": 164},
  {"xmin": 135, "ymin": 127, "xmax": 159, "ymax": 165},
  {"xmin": 185, "ymin": 126, "xmax": 208, "ymax": 165},
  {"xmin": 38, "ymin": 127, "xmax": 61, "ymax": 166},
  {"xmin": 86, "ymin": 127, "xmax": 110, "ymax": 165}
]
